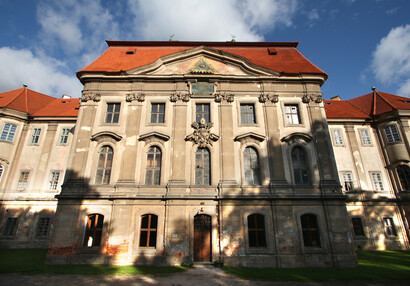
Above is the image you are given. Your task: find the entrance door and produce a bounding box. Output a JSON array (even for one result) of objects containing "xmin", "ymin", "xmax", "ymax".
[{"xmin": 194, "ymin": 214, "xmax": 211, "ymax": 262}]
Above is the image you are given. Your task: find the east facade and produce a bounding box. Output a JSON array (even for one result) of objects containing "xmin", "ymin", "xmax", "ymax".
[{"xmin": 0, "ymin": 41, "xmax": 408, "ymax": 268}]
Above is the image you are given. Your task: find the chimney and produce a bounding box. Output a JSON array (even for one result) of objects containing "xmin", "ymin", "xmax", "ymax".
[
  {"xmin": 62, "ymin": 94, "xmax": 71, "ymax": 99},
  {"xmin": 331, "ymin": 95, "xmax": 341, "ymax": 100}
]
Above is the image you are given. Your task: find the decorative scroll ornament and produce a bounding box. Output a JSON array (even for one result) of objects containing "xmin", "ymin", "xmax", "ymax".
[
  {"xmin": 126, "ymin": 93, "xmax": 145, "ymax": 102},
  {"xmin": 81, "ymin": 91, "xmax": 101, "ymax": 102},
  {"xmin": 214, "ymin": 93, "xmax": 234, "ymax": 103},
  {"xmin": 186, "ymin": 118, "xmax": 219, "ymax": 148},
  {"xmin": 258, "ymin": 93, "xmax": 279, "ymax": 103},
  {"xmin": 170, "ymin": 92, "xmax": 191, "ymax": 102},
  {"xmin": 302, "ymin": 94, "xmax": 323, "ymax": 104}
]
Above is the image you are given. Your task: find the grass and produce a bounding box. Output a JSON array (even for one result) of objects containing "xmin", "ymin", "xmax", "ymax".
[
  {"xmin": 0, "ymin": 249, "xmax": 186, "ymax": 276},
  {"xmin": 223, "ymin": 251, "xmax": 410, "ymax": 282}
]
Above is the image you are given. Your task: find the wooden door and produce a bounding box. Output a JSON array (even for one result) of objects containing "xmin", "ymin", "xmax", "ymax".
[{"xmin": 194, "ymin": 214, "xmax": 211, "ymax": 262}]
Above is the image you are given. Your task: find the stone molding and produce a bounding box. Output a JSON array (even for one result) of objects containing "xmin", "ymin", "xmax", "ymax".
[
  {"xmin": 186, "ymin": 119, "xmax": 219, "ymax": 147},
  {"xmin": 126, "ymin": 93, "xmax": 145, "ymax": 102},
  {"xmin": 81, "ymin": 91, "xmax": 101, "ymax": 102},
  {"xmin": 214, "ymin": 93, "xmax": 234, "ymax": 103},
  {"xmin": 259, "ymin": 93, "xmax": 279, "ymax": 103}
]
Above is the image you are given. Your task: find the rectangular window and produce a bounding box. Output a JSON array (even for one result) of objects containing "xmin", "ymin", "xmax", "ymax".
[
  {"xmin": 341, "ymin": 171, "xmax": 354, "ymax": 192},
  {"xmin": 360, "ymin": 129, "xmax": 372, "ymax": 145},
  {"xmin": 332, "ymin": 129, "xmax": 344, "ymax": 145},
  {"xmin": 150, "ymin": 103, "xmax": 165, "ymax": 124},
  {"xmin": 383, "ymin": 217, "xmax": 397, "ymax": 236},
  {"xmin": 1, "ymin": 123, "xmax": 17, "ymax": 142},
  {"xmin": 105, "ymin": 103, "xmax": 120, "ymax": 124},
  {"xmin": 17, "ymin": 171, "xmax": 30, "ymax": 191},
  {"xmin": 48, "ymin": 171, "xmax": 61, "ymax": 191},
  {"xmin": 196, "ymin": 103, "xmax": 210, "ymax": 123},
  {"xmin": 370, "ymin": 172, "xmax": 384, "ymax": 191},
  {"xmin": 2, "ymin": 217, "xmax": 18, "ymax": 237},
  {"xmin": 240, "ymin": 104, "xmax": 256, "ymax": 124},
  {"xmin": 384, "ymin": 124, "xmax": 401, "ymax": 143},
  {"xmin": 30, "ymin": 128, "xmax": 41, "ymax": 144},
  {"xmin": 36, "ymin": 217, "xmax": 51, "ymax": 238},
  {"xmin": 351, "ymin": 217, "xmax": 365, "ymax": 237},
  {"xmin": 284, "ymin": 104, "xmax": 300, "ymax": 125},
  {"xmin": 59, "ymin": 128, "xmax": 70, "ymax": 144}
]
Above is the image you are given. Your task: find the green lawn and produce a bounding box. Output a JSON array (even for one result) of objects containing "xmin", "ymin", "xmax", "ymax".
[
  {"xmin": 0, "ymin": 249, "xmax": 186, "ymax": 276},
  {"xmin": 223, "ymin": 251, "xmax": 410, "ymax": 282}
]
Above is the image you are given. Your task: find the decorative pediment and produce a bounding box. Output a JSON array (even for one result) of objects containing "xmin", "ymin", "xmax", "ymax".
[
  {"xmin": 91, "ymin": 131, "xmax": 122, "ymax": 144},
  {"xmin": 0, "ymin": 157, "xmax": 10, "ymax": 165},
  {"xmin": 281, "ymin": 132, "xmax": 313, "ymax": 145},
  {"xmin": 127, "ymin": 47, "xmax": 280, "ymax": 77},
  {"xmin": 186, "ymin": 119, "xmax": 219, "ymax": 148},
  {"xmin": 139, "ymin": 131, "xmax": 170, "ymax": 144},
  {"xmin": 234, "ymin": 132, "xmax": 266, "ymax": 145}
]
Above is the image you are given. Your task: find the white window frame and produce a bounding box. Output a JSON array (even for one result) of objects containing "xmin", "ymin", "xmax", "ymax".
[
  {"xmin": 1, "ymin": 123, "xmax": 17, "ymax": 142},
  {"xmin": 48, "ymin": 171, "xmax": 61, "ymax": 191},
  {"xmin": 59, "ymin": 128, "xmax": 70, "ymax": 145},
  {"xmin": 341, "ymin": 171, "xmax": 354, "ymax": 192},
  {"xmin": 359, "ymin": 129, "xmax": 372, "ymax": 145},
  {"xmin": 30, "ymin": 128, "xmax": 42, "ymax": 144},
  {"xmin": 240, "ymin": 103, "xmax": 256, "ymax": 125},
  {"xmin": 284, "ymin": 104, "xmax": 301, "ymax": 125},
  {"xmin": 370, "ymin": 171, "xmax": 384, "ymax": 191},
  {"xmin": 332, "ymin": 129, "xmax": 344, "ymax": 146},
  {"xmin": 17, "ymin": 170, "xmax": 30, "ymax": 191},
  {"xmin": 384, "ymin": 124, "xmax": 401, "ymax": 143}
]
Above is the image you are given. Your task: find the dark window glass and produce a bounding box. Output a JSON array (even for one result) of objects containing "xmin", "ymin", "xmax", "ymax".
[
  {"xmin": 301, "ymin": 214, "xmax": 321, "ymax": 247},
  {"xmin": 397, "ymin": 165, "xmax": 410, "ymax": 191},
  {"xmin": 195, "ymin": 148, "xmax": 210, "ymax": 185},
  {"xmin": 1, "ymin": 123, "xmax": 17, "ymax": 142},
  {"xmin": 351, "ymin": 217, "xmax": 365, "ymax": 237},
  {"xmin": 248, "ymin": 214, "xmax": 266, "ymax": 247},
  {"xmin": 145, "ymin": 146, "xmax": 162, "ymax": 185},
  {"xmin": 36, "ymin": 217, "xmax": 51, "ymax": 238},
  {"xmin": 196, "ymin": 103, "xmax": 210, "ymax": 123},
  {"xmin": 151, "ymin": 103, "xmax": 165, "ymax": 123},
  {"xmin": 383, "ymin": 217, "xmax": 397, "ymax": 236},
  {"xmin": 2, "ymin": 217, "xmax": 18, "ymax": 237},
  {"xmin": 84, "ymin": 214, "xmax": 104, "ymax": 247},
  {"xmin": 384, "ymin": 124, "xmax": 401, "ymax": 143},
  {"xmin": 60, "ymin": 128, "xmax": 70, "ymax": 144},
  {"xmin": 95, "ymin": 146, "xmax": 113, "ymax": 184},
  {"xmin": 244, "ymin": 147, "xmax": 260, "ymax": 185},
  {"xmin": 240, "ymin": 104, "xmax": 256, "ymax": 124},
  {"xmin": 292, "ymin": 147, "xmax": 309, "ymax": 185},
  {"xmin": 105, "ymin": 103, "xmax": 120, "ymax": 124},
  {"xmin": 139, "ymin": 214, "xmax": 158, "ymax": 248}
]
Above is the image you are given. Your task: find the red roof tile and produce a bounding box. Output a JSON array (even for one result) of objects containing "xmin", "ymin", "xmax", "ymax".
[
  {"xmin": 0, "ymin": 87, "xmax": 79, "ymax": 117},
  {"xmin": 79, "ymin": 41, "xmax": 327, "ymax": 78},
  {"xmin": 324, "ymin": 100, "xmax": 370, "ymax": 119}
]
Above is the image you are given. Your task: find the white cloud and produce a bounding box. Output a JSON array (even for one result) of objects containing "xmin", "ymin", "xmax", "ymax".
[
  {"xmin": 371, "ymin": 24, "xmax": 410, "ymax": 97},
  {"xmin": 128, "ymin": 0, "xmax": 298, "ymax": 41},
  {"xmin": 0, "ymin": 47, "xmax": 82, "ymax": 97}
]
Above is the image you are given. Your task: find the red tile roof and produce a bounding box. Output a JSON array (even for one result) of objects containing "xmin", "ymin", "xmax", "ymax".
[
  {"xmin": 0, "ymin": 87, "xmax": 79, "ymax": 117},
  {"xmin": 325, "ymin": 90, "xmax": 410, "ymax": 119},
  {"xmin": 79, "ymin": 41, "xmax": 327, "ymax": 78}
]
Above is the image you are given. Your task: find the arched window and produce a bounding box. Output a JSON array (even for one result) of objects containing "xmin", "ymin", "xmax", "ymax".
[
  {"xmin": 95, "ymin": 146, "xmax": 113, "ymax": 184},
  {"xmin": 292, "ymin": 147, "xmax": 309, "ymax": 185},
  {"xmin": 139, "ymin": 214, "xmax": 158, "ymax": 248},
  {"xmin": 244, "ymin": 147, "xmax": 260, "ymax": 185},
  {"xmin": 0, "ymin": 164, "xmax": 3, "ymax": 183},
  {"xmin": 145, "ymin": 146, "xmax": 162, "ymax": 185},
  {"xmin": 397, "ymin": 165, "xmax": 410, "ymax": 191},
  {"xmin": 195, "ymin": 148, "xmax": 210, "ymax": 185},
  {"xmin": 83, "ymin": 214, "xmax": 104, "ymax": 247},
  {"xmin": 247, "ymin": 214, "xmax": 266, "ymax": 247},
  {"xmin": 301, "ymin": 214, "xmax": 321, "ymax": 247}
]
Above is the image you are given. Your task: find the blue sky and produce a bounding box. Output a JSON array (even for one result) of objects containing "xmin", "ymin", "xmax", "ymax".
[{"xmin": 1, "ymin": 0, "xmax": 410, "ymax": 99}]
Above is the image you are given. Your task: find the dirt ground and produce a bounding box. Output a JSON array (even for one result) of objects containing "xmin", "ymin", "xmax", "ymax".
[{"xmin": 0, "ymin": 264, "xmax": 408, "ymax": 286}]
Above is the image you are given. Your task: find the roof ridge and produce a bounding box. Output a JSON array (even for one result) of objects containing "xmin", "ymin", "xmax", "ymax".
[
  {"xmin": 346, "ymin": 100, "xmax": 370, "ymax": 117},
  {"xmin": 376, "ymin": 90, "xmax": 398, "ymax": 110},
  {"xmin": 4, "ymin": 88, "xmax": 28, "ymax": 112}
]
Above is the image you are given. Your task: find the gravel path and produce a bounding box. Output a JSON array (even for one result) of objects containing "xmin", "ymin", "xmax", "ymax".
[{"xmin": 0, "ymin": 264, "xmax": 408, "ymax": 286}]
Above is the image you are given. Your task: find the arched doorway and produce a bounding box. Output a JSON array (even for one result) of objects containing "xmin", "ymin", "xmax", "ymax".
[{"xmin": 194, "ymin": 214, "xmax": 212, "ymax": 262}]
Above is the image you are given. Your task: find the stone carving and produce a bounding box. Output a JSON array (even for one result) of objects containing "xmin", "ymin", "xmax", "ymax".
[
  {"xmin": 214, "ymin": 93, "xmax": 234, "ymax": 103},
  {"xmin": 170, "ymin": 92, "xmax": 191, "ymax": 102},
  {"xmin": 258, "ymin": 93, "xmax": 279, "ymax": 103},
  {"xmin": 186, "ymin": 118, "xmax": 219, "ymax": 148},
  {"xmin": 126, "ymin": 93, "xmax": 145, "ymax": 102},
  {"xmin": 302, "ymin": 94, "xmax": 323, "ymax": 104},
  {"xmin": 81, "ymin": 91, "xmax": 101, "ymax": 102}
]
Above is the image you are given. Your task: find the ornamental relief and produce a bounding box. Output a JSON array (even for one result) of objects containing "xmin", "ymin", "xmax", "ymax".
[
  {"xmin": 258, "ymin": 93, "xmax": 279, "ymax": 103},
  {"xmin": 185, "ymin": 118, "xmax": 219, "ymax": 148},
  {"xmin": 214, "ymin": 93, "xmax": 234, "ymax": 103},
  {"xmin": 81, "ymin": 91, "xmax": 101, "ymax": 102},
  {"xmin": 302, "ymin": 94, "xmax": 323, "ymax": 104},
  {"xmin": 126, "ymin": 93, "xmax": 145, "ymax": 102},
  {"xmin": 170, "ymin": 92, "xmax": 191, "ymax": 102}
]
